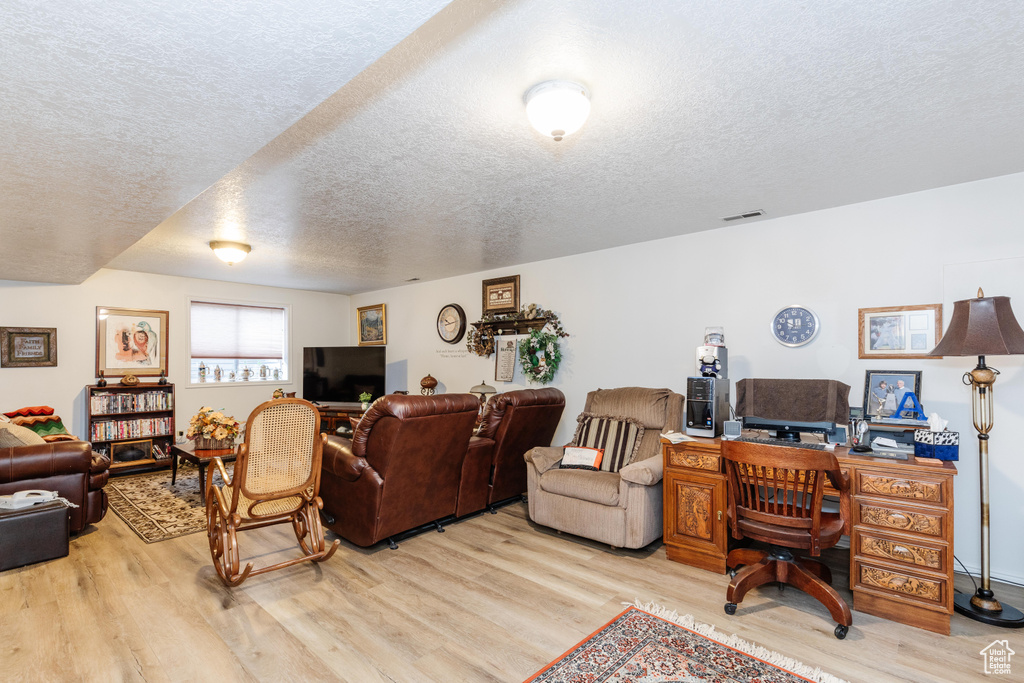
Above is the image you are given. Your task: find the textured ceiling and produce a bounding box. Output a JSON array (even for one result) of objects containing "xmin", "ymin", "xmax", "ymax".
[
  {"xmin": 0, "ymin": 0, "xmax": 451, "ymax": 284},
  {"xmin": 6, "ymin": 0, "xmax": 1024, "ymax": 292}
]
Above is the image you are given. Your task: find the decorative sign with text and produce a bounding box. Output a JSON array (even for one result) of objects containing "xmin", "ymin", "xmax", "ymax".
[{"xmin": 495, "ymin": 338, "xmax": 517, "ymax": 382}]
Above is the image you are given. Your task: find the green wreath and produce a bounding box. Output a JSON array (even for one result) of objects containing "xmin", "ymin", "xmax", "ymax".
[{"xmin": 518, "ymin": 329, "xmax": 562, "ymax": 385}]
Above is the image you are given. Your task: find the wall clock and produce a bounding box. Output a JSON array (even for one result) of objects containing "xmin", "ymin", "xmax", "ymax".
[
  {"xmin": 437, "ymin": 303, "xmax": 467, "ymax": 344},
  {"xmin": 771, "ymin": 305, "xmax": 820, "ymax": 347}
]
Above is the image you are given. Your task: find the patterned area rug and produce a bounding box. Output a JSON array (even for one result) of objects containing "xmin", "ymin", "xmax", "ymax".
[
  {"xmin": 106, "ymin": 462, "xmax": 232, "ymax": 543},
  {"xmin": 526, "ymin": 603, "xmax": 848, "ymax": 683}
]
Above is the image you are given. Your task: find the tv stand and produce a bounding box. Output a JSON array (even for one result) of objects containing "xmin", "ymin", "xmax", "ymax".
[{"xmin": 315, "ymin": 404, "xmax": 365, "ymax": 435}]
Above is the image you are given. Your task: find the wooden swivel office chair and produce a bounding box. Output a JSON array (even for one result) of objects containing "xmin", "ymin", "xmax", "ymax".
[
  {"xmin": 206, "ymin": 398, "xmax": 339, "ymax": 586},
  {"xmin": 721, "ymin": 440, "xmax": 852, "ymax": 639}
]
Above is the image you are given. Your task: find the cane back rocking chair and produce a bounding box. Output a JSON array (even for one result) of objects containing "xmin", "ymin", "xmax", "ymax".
[
  {"xmin": 206, "ymin": 398, "xmax": 339, "ymax": 586},
  {"xmin": 721, "ymin": 440, "xmax": 852, "ymax": 639}
]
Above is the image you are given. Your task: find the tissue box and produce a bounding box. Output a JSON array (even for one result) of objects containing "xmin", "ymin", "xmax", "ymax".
[{"xmin": 914, "ymin": 429, "xmax": 960, "ymax": 461}]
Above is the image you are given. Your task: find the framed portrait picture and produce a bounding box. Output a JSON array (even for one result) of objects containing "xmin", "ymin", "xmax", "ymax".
[
  {"xmin": 495, "ymin": 337, "xmax": 517, "ymax": 382},
  {"xmin": 96, "ymin": 307, "xmax": 169, "ymax": 377},
  {"xmin": 482, "ymin": 275, "xmax": 520, "ymax": 315},
  {"xmin": 110, "ymin": 438, "xmax": 153, "ymax": 464},
  {"xmin": 357, "ymin": 304, "xmax": 387, "ymax": 346},
  {"xmin": 863, "ymin": 370, "xmax": 923, "ymax": 420},
  {"xmin": 858, "ymin": 304, "xmax": 942, "ymax": 359},
  {"xmin": 0, "ymin": 327, "xmax": 57, "ymax": 368}
]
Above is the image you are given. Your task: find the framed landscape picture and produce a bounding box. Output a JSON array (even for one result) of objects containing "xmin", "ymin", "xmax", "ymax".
[
  {"xmin": 482, "ymin": 275, "xmax": 520, "ymax": 315},
  {"xmin": 0, "ymin": 327, "xmax": 57, "ymax": 368},
  {"xmin": 96, "ymin": 307, "xmax": 169, "ymax": 377},
  {"xmin": 357, "ymin": 304, "xmax": 387, "ymax": 346},
  {"xmin": 858, "ymin": 304, "xmax": 942, "ymax": 359}
]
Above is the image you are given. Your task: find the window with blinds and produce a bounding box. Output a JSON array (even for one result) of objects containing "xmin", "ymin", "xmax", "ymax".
[{"xmin": 189, "ymin": 300, "xmax": 289, "ymax": 385}]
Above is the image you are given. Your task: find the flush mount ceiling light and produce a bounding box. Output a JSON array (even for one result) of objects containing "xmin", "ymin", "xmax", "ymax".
[
  {"xmin": 524, "ymin": 80, "xmax": 591, "ymax": 141},
  {"xmin": 209, "ymin": 240, "xmax": 251, "ymax": 265}
]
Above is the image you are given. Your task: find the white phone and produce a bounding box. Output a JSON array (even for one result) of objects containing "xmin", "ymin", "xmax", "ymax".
[{"xmin": 0, "ymin": 489, "xmax": 59, "ymax": 510}]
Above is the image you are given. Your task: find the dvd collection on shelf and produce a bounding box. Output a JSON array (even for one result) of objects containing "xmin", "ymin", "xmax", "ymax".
[
  {"xmin": 90, "ymin": 390, "xmax": 173, "ymax": 415},
  {"xmin": 89, "ymin": 417, "xmax": 173, "ymax": 442}
]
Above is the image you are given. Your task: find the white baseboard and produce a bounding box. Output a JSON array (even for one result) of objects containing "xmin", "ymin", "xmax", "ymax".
[{"xmin": 954, "ymin": 560, "xmax": 1024, "ymax": 588}]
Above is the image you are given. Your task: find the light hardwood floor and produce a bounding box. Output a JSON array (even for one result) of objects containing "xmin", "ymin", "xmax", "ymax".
[{"xmin": 1, "ymin": 503, "xmax": 1017, "ymax": 682}]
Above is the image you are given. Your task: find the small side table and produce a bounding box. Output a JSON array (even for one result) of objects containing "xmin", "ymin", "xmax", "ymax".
[{"xmin": 170, "ymin": 442, "xmax": 237, "ymax": 504}]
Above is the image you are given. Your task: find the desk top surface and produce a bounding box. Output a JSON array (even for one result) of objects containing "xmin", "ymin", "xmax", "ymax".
[{"xmin": 664, "ymin": 436, "xmax": 957, "ymax": 474}]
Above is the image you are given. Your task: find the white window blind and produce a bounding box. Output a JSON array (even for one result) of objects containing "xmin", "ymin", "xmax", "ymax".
[{"xmin": 191, "ymin": 301, "xmax": 285, "ymax": 359}]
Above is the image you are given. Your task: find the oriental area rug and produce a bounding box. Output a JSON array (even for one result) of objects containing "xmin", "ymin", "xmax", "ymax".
[
  {"xmin": 526, "ymin": 603, "xmax": 848, "ymax": 683},
  {"xmin": 106, "ymin": 462, "xmax": 232, "ymax": 543}
]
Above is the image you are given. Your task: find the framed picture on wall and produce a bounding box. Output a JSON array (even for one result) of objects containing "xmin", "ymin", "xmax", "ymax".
[
  {"xmin": 96, "ymin": 307, "xmax": 168, "ymax": 377},
  {"xmin": 863, "ymin": 369, "xmax": 922, "ymax": 419},
  {"xmin": 357, "ymin": 304, "xmax": 387, "ymax": 346},
  {"xmin": 495, "ymin": 337, "xmax": 517, "ymax": 382},
  {"xmin": 858, "ymin": 304, "xmax": 942, "ymax": 359},
  {"xmin": 482, "ymin": 275, "xmax": 520, "ymax": 315},
  {"xmin": 0, "ymin": 327, "xmax": 57, "ymax": 368}
]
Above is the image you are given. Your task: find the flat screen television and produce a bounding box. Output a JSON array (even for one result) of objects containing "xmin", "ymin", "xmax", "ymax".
[{"xmin": 302, "ymin": 346, "xmax": 386, "ymax": 404}]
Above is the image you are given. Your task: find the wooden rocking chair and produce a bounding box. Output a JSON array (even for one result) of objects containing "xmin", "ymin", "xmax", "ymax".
[{"xmin": 206, "ymin": 398, "xmax": 339, "ymax": 586}]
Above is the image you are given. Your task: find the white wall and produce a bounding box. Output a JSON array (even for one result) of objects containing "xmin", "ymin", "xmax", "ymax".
[
  {"xmin": 352, "ymin": 171, "xmax": 1024, "ymax": 585},
  {"xmin": 0, "ymin": 268, "xmax": 350, "ymax": 440}
]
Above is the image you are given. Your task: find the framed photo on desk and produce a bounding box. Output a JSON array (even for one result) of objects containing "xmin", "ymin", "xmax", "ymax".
[{"xmin": 863, "ymin": 369, "xmax": 922, "ymax": 419}]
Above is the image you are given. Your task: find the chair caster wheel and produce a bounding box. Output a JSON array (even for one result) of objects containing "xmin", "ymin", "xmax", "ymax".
[
  {"xmin": 724, "ymin": 603, "xmax": 737, "ymax": 615},
  {"xmin": 834, "ymin": 624, "xmax": 848, "ymax": 640}
]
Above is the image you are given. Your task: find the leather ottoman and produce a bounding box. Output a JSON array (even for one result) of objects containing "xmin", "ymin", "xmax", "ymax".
[{"xmin": 0, "ymin": 501, "xmax": 70, "ymax": 571}]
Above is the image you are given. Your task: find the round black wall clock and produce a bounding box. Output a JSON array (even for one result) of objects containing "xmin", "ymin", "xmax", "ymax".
[
  {"xmin": 771, "ymin": 305, "xmax": 820, "ymax": 347},
  {"xmin": 437, "ymin": 304, "xmax": 467, "ymax": 344}
]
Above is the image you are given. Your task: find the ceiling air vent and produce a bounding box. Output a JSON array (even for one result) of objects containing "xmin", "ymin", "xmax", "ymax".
[{"xmin": 721, "ymin": 209, "xmax": 765, "ymax": 222}]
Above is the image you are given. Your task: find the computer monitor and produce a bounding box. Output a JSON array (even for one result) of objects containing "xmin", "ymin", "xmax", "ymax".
[
  {"xmin": 741, "ymin": 416, "xmax": 835, "ymax": 442},
  {"xmin": 735, "ymin": 378, "xmax": 850, "ymax": 441}
]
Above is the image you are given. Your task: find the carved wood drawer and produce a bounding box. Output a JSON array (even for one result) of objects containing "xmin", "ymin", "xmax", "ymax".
[
  {"xmin": 667, "ymin": 450, "xmax": 720, "ymax": 472},
  {"xmin": 854, "ymin": 529, "xmax": 948, "ymax": 574},
  {"xmin": 855, "ymin": 560, "xmax": 946, "ymax": 608},
  {"xmin": 854, "ymin": 500, "xmax": 948, "ymax": 539},
  {"xmin": 855, "ymin": 469, "xmax": 950, "ymax": 506}
]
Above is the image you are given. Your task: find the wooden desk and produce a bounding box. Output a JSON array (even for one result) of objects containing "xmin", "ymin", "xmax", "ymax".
[{"xmin": 663, "ymin": 438, "xmax": 957, "ymax": 635}]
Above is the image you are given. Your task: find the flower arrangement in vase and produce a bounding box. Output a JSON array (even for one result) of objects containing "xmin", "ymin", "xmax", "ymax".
[
  {"xmin": 187, "ymin": 406, "xmax": 240, "ymax": 450},
  {"xmin": 359, "ymin": 392, "xmax": 373, "ymax": 410}
]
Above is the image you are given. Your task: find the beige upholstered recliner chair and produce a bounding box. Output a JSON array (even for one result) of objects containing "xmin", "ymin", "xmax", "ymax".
[{"xmin": 524, "ymin": 387, "xmax": 683, "ymax": 549}]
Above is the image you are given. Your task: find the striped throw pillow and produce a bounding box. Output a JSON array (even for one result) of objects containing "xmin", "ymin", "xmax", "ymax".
[{"xmin": 572, "ymin": 413, "xmax": 644, "ymax": 473}]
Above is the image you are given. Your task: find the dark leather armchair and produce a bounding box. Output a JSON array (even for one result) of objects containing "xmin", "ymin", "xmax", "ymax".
[
  {"xmin": 0, "ymin": 441, "xmax": 110, "ymax": 533},
  {"xmin": 457, "ymin": 388, "xmax": 565, "ymax": 517},
  {"xmin": 721, "ymin": 440, "xmax": 852, "ymax": 639},
  {"xmin": 320, "ymin": 394, "xmax": 480, "ymax": 547}
]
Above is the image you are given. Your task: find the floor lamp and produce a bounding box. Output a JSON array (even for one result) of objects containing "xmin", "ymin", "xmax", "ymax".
[{"xmin": 930, "ymin": 289, "xmax": 1024, "ymax": 628}]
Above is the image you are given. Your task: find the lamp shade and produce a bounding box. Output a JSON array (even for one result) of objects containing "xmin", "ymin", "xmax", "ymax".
[
  {"xmin": 930, "ymin": 293, "xmax": 1024, "ymax": 357},
  {"xmin": 470, "ymin": 380, "xmax": 497, "ymax": 397}
]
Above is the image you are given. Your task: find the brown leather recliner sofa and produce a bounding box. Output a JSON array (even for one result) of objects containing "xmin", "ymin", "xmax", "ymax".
[
  {"xmin": 320, "ymin": 393, "xmax": 482, "ymax": 548},
  {"xmin": 0, "ymin": 441, "xmax": 110, "ymax": 533},
  {"xmin": 456, "ymin": 388, "xmax": 565, "ymax": 517}
]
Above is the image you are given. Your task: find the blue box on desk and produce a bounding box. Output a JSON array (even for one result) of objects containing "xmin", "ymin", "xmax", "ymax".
[{"xmin": 914, "ymin": 429, "xmax": 959, "ymax": 461}]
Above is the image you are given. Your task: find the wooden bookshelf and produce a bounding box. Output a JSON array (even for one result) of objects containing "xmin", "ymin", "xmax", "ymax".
[{"xmin": 87, "ymin": 383, "xmax": 175, "ymax": 474}]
